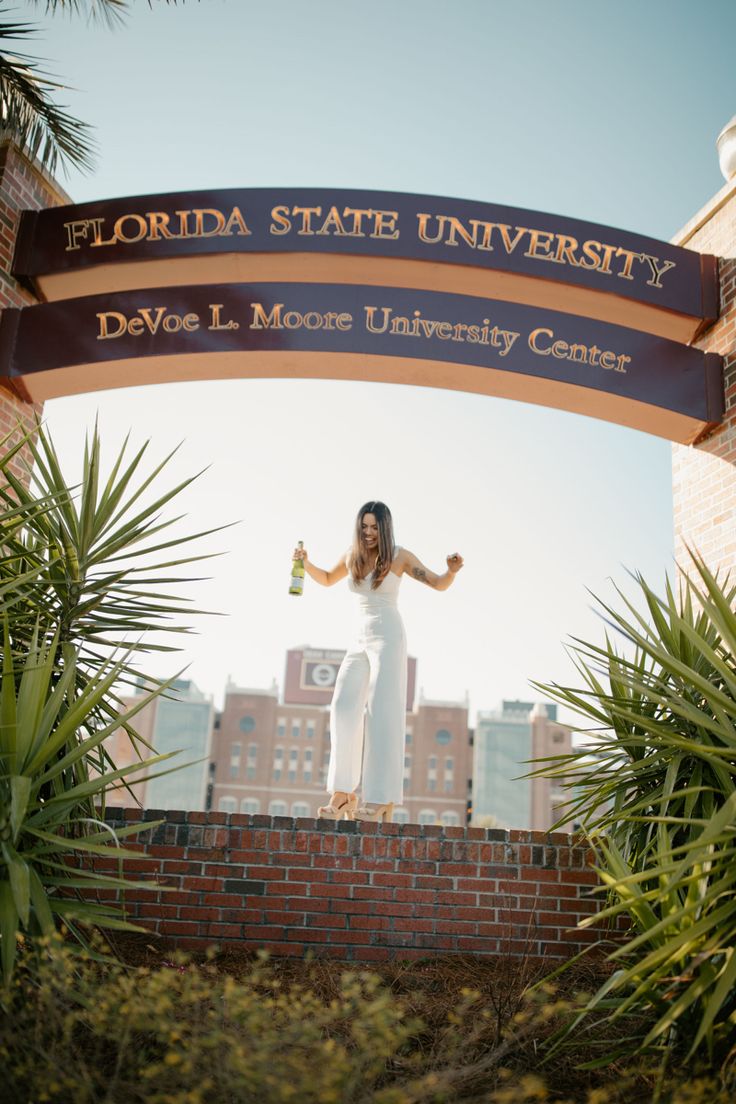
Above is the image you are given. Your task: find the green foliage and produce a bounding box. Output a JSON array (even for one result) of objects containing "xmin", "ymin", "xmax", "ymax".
[
  {"xmin": 2, "ymin": 936, "xmax": 734, "ymax": 1104},
  {"xmin": 532, "ymin": 553, "xmax": 736, "ymax": 1070},
  {"xmin": 0, "ymin": 422, "xmax": 220, "ymax": 983},
  {"xmin": 0, "ymin": 2, "xmax": 195, "ymax": 175}
]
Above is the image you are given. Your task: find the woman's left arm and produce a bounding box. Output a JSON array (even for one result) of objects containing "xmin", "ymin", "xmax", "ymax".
[{"xmin": 397, "ymin": 549, "xmax": 464, "ymax": 591}]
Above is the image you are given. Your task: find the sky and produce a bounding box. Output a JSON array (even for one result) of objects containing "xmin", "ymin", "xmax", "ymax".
[{"xmin": 25, "ymin": 0, "xmax": 735, "ymax": 723}]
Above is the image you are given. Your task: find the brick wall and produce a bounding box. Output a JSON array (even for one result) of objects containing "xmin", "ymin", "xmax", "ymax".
[
  {"xmin": 95, "ymin": 809, "xmax": 613, "ymax": 962},
  {"xmin": 672, "ymin": 180, "xmax": 736, "ymax": 578},
  {"xmin": 0, "ymin": 140, "xmax": 68, "ymax": 475}
]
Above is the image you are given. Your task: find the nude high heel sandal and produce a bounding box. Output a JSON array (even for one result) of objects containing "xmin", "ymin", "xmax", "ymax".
[
  {"xmin": 354, "ymin": 802, "xmax": 394, "ymax": 824},
  {"xmin": 317, "ymin": 792, "xmax": 357, "ymax": 820}
]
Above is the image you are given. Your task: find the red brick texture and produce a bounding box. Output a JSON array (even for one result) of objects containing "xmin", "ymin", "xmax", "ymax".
[
  {"xmin": 92, "ymin": 810, "xmax": 619, "ymax": 962},
  {"xmin": 672, "ymin": 184, "xmax": 736, "ymax": 578},
  {"xmin": 0, "ymin": 141, "xmax": 67, "ymax": 476}
]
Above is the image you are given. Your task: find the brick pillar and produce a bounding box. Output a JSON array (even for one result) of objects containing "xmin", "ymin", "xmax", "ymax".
[
  {"xmin": 671, "ymin": 179, "xmax": 736, "ymax": 578},
  {"xmin": 0, "ymin": 138, "xmax": 70, "ymax": 477}
]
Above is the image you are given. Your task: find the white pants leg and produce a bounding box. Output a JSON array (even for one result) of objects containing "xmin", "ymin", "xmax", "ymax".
[
  {"xmin": 362, "ymin": 628, "xmax": 407, "ymax": 805},
  {"xmin": 327, "ymin": 649, "xmax": 370, "ymax": 794},
  {"xmin": 327, "ymin": 608, "xmax": 407, "ymax": 805}
]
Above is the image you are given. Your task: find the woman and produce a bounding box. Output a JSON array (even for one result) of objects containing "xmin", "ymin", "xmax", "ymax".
[{"xmin": 293, "ymin": 501, "xmax": 463, "ymax": 824}]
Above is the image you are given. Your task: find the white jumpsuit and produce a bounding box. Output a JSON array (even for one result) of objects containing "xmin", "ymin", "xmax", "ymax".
[{"xmin": 327, "ymin": 555, "xmax": 407, "ymax": 805}]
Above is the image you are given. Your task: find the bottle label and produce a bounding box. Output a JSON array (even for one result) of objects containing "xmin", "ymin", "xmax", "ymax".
[{"xmin": 289, "ymin": 576, "xmax": 304, "ymax": 593}]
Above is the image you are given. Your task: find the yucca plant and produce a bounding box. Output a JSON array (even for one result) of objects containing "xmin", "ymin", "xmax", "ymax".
[
  {"xmin": 0, "ymin": 421, "xmax": 224, "ymax": 984},
  {"xmin": 532, "ymin": 553, "xmax": 736, "ymax": 1070},
  {"xmin": 0, "ymin": 422, "xmax": 222, "ymax": 779}
]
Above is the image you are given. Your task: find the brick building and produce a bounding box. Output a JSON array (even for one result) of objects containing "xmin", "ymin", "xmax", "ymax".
[{"xmin": 210, "ymin": 646, "xmax": 472, "ymax": 825}]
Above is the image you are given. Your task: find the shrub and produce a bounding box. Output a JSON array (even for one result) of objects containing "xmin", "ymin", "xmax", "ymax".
[
  {"xmin": 0, "ymin": 423, "xmax": 223, "ymax": 983},
  {"xmin": 532, "ymin": 553, "xmax": 736, "ymax": 1072}
]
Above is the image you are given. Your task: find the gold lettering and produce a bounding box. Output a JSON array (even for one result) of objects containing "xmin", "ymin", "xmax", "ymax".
[
  {"xmin": 222, "ymin": 206, "xmax": 251, "ymax": 237},
  {"xmin": 342, "ymin": 207, "xmax": 370, "ymax": 236},
  {"xmin": 615, "ymin": 247, "xmax": 638, "ymax": 281},
  {"xmin": 138, "ymin": 307, "xmax": 168, "ymax": 335},
  {"xmin": 364, "ymin": 305, "xmax": 391, "ymax": 333},
  {"xmin": 497, "ymin": 224, "xmax": 530, "ymax": 255},
  {"xmin": 416, "ymin": 212, "xmax": 444, "ymax": 244},
  {"xmin": 292, "ymin": 207, "xmax": 322, "ymax": 235},
  {"xmin": 113, "ymin": 214, "xmax": 148, "ymax": 244},
  {"xmin": 579, "ymin": 239, "xmax": 603, "ymax": 270},
  {"xmin": 524, "ymin": 229, "xmax": 555, "ymax": 261},
  {"xmin": 528, "ymin": 327, "xmax": 553, "ymax": 354},
  {"xmin": 641, "ymin": 253, "xmax": 676, "ymax": 288},
  {"xmin": 174, "ymin": 210, "xmax": 192, "ymax": 237},
  {"xmin": 370, "ymin": 210, "xmax": 399, "ymax": 239},
  {"xmin": 209, "ymin": 304, "xmax": 238, "ymax": 330},
  {"xmin": 270, "ymin": 205, "xmax": 291, "ymax": 235},
  {"xmin": 597, "ymin": 243, "xmax": 617, "ymax": 274},
  {"xmin": 553, "ymin": 234, "xmax": 580, "ymax": 266},
  {"xmin": 147, "ymin": 211, "xmax": 176, "ymax": 240},
  {"xmin": 445, "ymin": 216, "xmax": 478, "ymax": 249},
  {"xmin": 97, "ymin": 311, "xmax": 127, "ymax": 340},
  {"xmin": 470, "ymin": 219, "xmax": 495, "ymax": 251},
  {"xmin": 250, "ymin": 302, "xmax": 284, "ymax": 328},
  {"xmin": 64, "ymin": 220, "xmax": 91, "ymax": 251},
  {"xmin": 193, "ymin": 209, "xmax": 227, "ymax": 237},
  {"xmin": 89, "ymin": 217, "xmax": 114, "ymax": 247},
  {"xmin": 315, "ymin": 206, "xmax": 348, "ymax": 236}
]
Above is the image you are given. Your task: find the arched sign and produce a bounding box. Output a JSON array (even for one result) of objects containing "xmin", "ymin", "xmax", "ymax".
[{"xmin": 2, "ymin": 188, "xmax": 724, "ymax": 443}]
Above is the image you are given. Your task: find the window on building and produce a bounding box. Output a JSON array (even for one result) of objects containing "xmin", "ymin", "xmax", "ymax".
[
  {"xmin": 248, "ymin": 742, "xmax": 258, "ymax": 760},
  {"xmin": 277, "ymin": 717, "xmax": 286, "ymax": 738},
  {"xmin": 289, "ymin": 747, "xmax": 299, "ymax": 761},
  {"xmin": 435, "ymin": 729, "xmax": 452, "ymax": 745},
  {"xmin": 229, "ymin": 742, "xmax": 241, "ymax": 780},
  {"xmin": 304, "ymin": 771, "xmax": 312, "ymax": 783},
  {"xmin": 553, "ymin": 731, "xmax": 565, "ymax": 744},
  {"xmin": 218, "ymin": 796, "xmax": 236, "ymax": 813},
  {"xmin": 405, "ymin": 728, "xmax": 413, "ymax": 745},
  {"xmin": 246, "ymin": 767, "xmax": 256, "ymax": 781},
  {"xmin": 288, "ymin": 770, "xmax": 297, "ymax": 782},
  {"xmin": 240, "ymin": 798, "xmax": 259, "ymax": 814},
  {"xmin": 239, "ymin": 715, "xmax": 256, "ymax": 733},
  {"xmin": 428, "ymin": 756, "xmax": 437, "ymax": 770},
  {"xmin": 292, "ymin": 802, "xmax": 310, "ymax": 817},
  {"xmin": 393, "ymin": 807, "xmax": 409, "ymax": 824},
  {"xmin": 292, "ymin": 720, "xmax": 301, "ymax": 738},
  {"xmin": 306, "ymin": 721, "xmax": 315, "ymax": 738},
  {"xmin": 304, "ymin": 748, "xmax": 313, "ymax": 762},
  {"xmin": 418, "ymin": 809, "xmax": 437, "ymax": 825},
  {"xmin": 273, "ymin": 769, "xmax": 282, "ymax": 782},
  {"xmin": 441, "ymin": 811, "xmax": 460, "ymax": 827},
  {"xmin": 268, "ymin": 800, "xmax": 287, "ymax": 816},
  {"xmin": 444, "ymin": 779, "xmax": 453, "ymax": 793},
  {"xmin": 428, "ymin": 779, "xmax": 437, "ymax": 792},
  {"xmin": 404, "ymin": 754, "xmax": 411, "ymax": 768},
  {"xmin": 273, "ymin": 746, "xmax": 284, "ymax": 765},
  {"xmin": 445, "ymin": 757, "xmax": 454, "ymax": 772}
]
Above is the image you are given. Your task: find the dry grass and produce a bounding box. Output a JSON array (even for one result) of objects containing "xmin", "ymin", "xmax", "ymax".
[{"xmin": 103, "ymin": 933, "xmax": 672, "ymax": 1103}]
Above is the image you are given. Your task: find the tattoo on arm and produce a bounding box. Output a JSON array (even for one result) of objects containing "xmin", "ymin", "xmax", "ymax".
[{"xmin": 412, "ymin": 566, "xmax": 435, "ymax": 587}]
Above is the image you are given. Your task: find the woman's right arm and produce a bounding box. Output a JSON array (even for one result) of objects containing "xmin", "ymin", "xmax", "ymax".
[{"xmin": 293, "ymin": 546, "xmax": 348, "ymax": 587}]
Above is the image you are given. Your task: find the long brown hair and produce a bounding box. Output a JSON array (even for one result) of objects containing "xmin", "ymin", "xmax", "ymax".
[{"xmin": 349, "ymin": 501, "xmax": 395, "ymax": 589}]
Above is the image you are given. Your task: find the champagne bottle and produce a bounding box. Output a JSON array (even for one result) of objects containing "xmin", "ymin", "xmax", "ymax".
[{"xmin": 289, "ymin": 541, "xmax": 305, "ymax": 596}]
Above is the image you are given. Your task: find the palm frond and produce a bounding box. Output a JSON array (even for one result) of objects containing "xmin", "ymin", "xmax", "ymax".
[{"xmin": 0, "ymin": 20, "xmax": 95, "ymax": 173}]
